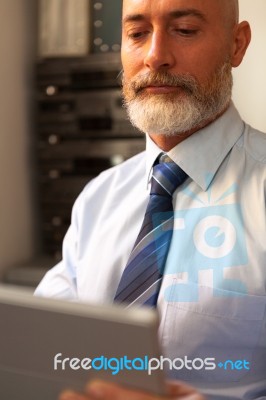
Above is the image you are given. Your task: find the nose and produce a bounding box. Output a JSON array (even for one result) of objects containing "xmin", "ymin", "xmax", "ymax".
[{"xmin": 144, "ymin": 30, "xmax": 175, "ymax": 71}]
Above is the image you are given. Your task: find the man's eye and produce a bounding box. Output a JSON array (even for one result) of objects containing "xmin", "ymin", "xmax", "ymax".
[
  {"xmin": 175, "ymin": 29, "xmax": 198, "ymax": 37},
  {"xmin": 128, "ymin": 31, "xmax": 147, "ymax": 40}
]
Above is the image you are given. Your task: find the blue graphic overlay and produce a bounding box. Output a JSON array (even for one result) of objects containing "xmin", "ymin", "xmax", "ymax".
[{"xmin": 152, "ymin": 180, "xmax": 249, "ymax": 301}]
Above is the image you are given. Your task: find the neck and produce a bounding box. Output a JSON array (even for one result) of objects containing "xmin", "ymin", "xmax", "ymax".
[
  {"xmin": 149, "ymin": 130, "xmax": 196, "ymax": 151},
  {"xmin": 148, "ymin": 105, "xmax": 229, "ymax": 151}
]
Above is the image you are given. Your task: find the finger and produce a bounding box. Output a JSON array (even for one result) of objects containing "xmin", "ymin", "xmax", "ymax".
[
  {"xmin": 166, "ymin": 381, "xmax": 206, "ymax": 400},
  {"xmin": 85, "ymin": 380, "xmax": 206, "ymax": 400},
  {"xmin": 59, "ymin": 389, "xmax": 90, "ymax": 400},
  {"xmin": 60, "ymin": 380, "xmax": 206, "ymax": 400},
  {"xmin": 85, "ymin": 380, "xmax": 162, "ymax": 400}
]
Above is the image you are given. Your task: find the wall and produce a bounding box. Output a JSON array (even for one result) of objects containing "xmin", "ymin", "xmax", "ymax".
[
  {"xmin": 0, "ymin": 1, "xmax": 37, "ymax": 277},
  {"xmin": 232, "ymin": 0, "xmax": 266, "ymax": 132}
]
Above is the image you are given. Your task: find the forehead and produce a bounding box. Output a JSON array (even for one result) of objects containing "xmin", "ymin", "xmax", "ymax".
[{"xmin": 122, "ymin": 0, "xmax": 225, "ymax": 21}]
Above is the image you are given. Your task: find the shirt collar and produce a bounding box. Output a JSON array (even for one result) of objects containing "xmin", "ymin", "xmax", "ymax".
[
  {"xmin": 145, "ymin": 133, "xmax": 162, "ymax": 188},
  {"xmin": 145, "ymin": 102, "xmax": 245, "ymax": 191}
]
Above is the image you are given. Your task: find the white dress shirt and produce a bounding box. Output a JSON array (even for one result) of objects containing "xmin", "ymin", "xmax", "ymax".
[{"xmin": 35, "ymin": 103, "xmax": 266, "ymax": 399}]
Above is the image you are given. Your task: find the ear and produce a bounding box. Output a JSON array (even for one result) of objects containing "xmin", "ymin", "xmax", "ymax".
[{"xmin": 231, "ymin": 21, "xmax": 252, "ymax": 67}]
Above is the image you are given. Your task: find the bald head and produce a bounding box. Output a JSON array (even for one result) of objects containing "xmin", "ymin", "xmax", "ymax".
[
  {"xmin": 123, "ymin": 0, "xmax": 239, "ymax": 24},
  {"xmin": 233, "ymin": 0, "xmax": 239, "ymax": 22},
  {"xmin": 220, "ymin": 0, "xmax": 239, "ymax": 26}
]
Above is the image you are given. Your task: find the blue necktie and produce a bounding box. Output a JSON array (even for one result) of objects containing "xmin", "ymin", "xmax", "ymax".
[{"xmin": 114, "ymin": 154, "xmax": 188, "ymax": 307}]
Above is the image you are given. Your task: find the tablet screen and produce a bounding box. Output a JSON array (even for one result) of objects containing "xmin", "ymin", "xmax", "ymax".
[{"xmin": 0, "ymin": 285, "xmax": 166, "ymax": 400}]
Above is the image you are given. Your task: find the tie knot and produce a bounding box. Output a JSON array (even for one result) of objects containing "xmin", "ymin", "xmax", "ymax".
[{"xmin": 150, "ymin": 155, "xmax": 187, "ymax": 197}]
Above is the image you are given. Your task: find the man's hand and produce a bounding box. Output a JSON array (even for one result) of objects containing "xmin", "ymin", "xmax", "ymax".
[{"xmin": 59, "ymin": 380, "xmax": 206, "ymax": 400}]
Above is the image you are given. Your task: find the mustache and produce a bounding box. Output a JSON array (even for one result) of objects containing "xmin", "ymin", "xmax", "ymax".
[{"xmin": 124, "ymin": 72, "xmax": 198, "ymax": 95}]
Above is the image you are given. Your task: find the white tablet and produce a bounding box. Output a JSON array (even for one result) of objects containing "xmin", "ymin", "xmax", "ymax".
[{"xmin": 0, "ymin": 285, "xmax": 166, "ymax": 400}]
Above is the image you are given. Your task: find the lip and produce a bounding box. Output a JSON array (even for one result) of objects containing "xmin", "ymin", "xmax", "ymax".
[{"xmin": 142, "ymin": 85, "xmax": 180, "ymax": 94}]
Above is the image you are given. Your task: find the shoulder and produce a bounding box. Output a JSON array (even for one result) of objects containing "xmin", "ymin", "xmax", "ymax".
[{"xmin": 236, "ymin": 123, "xmax": 266, "ymax": 164}]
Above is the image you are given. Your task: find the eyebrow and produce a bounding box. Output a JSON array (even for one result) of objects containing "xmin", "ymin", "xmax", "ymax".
[{"xmin": 123, "ymin": 8, "xmax": 207, "ymax": 25}]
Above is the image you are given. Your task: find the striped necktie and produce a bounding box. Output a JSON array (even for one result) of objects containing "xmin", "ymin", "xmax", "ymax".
[{"xmin": 114, "ymin": 154, "xmax": 187, "ymax": 307}]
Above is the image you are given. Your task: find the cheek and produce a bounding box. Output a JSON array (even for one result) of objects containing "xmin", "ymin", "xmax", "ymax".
[
  {"xmin": 121, "ymin": 48, "xmax": 143, "ymax": 78},
  {"xmin": 180, "ymin": 44, "xmax": 229, "ymax": 81},
  {"xmin": 121, "ymin": 35, "xmax": 148, "ymax": 78}
]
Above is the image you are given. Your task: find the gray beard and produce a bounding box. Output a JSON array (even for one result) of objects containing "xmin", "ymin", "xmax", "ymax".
[{"xmin": 122, "ymin": 63, "xmax": 233, "ymax": 136}]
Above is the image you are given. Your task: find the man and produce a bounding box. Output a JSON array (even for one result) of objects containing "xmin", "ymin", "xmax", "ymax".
[{"xmin": 36, "ymin": 0, "xmax": 266, "ymax": 399}]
